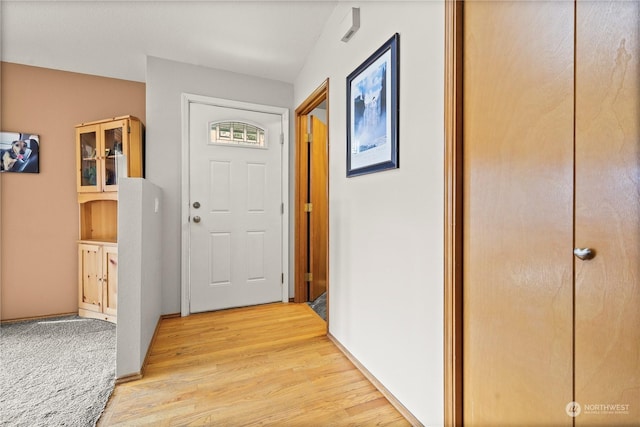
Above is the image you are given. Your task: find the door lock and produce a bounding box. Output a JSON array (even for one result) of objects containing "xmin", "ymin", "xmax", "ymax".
[
  {"xmin": 193, "ymin": 201, "xmax": 201, "ymax": 209},
  {"xmin": 193, "ymin": 216, "xmax": 201, "ymax": 223}
]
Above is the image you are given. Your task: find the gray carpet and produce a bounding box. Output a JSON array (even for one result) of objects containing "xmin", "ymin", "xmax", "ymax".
[
  {"xmin": 0, "ymin": 316, "xmax": 116, "ymax": 427},
  {"xmin": 308, "ymin": 292, "xmax": 327, "ymax": 320}
]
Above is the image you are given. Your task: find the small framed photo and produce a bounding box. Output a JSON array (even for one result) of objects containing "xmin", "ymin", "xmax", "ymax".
[
  {"xmin": 0, "ymin": 132, "xmax": 40, "ymax": 173},
  {"xmin": 347, "ymin": 33, "xmax": 399, "ymax": 177}
]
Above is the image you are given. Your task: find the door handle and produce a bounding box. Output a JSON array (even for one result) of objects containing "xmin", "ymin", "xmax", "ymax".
[
  {"xmin": 193, "ymin": 201, "xmax": 200, "ymax": 209},
  {"xmin": 193, "ymin": 216, "xmax": 201, "ymax": 223},
  {"xmin": 574, "ymin": 247, "xmax": 595, "ymax": 260}
]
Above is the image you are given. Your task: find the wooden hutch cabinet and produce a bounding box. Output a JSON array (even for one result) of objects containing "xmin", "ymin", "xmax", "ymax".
[
  {"xmin": 76, "ymin": 116, "xmax": 144, "ymax": 323},
  {"xmin": 76, "ymin": 117, "xmax": 143, "ymax": 195}
]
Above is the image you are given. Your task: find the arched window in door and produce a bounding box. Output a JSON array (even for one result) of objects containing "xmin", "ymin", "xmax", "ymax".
[{"xmin": 209, "ymin": 121, "xmax": 266, "ymax": 148}]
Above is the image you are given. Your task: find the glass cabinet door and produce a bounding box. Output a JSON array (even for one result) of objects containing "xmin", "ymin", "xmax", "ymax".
[
  {"xmin": 102, "ymin": 122, "xmax": 125, "ymax": 190},
  {"xmin": 77, "ymin": 125, "xmax": 101, "ymax": 192},
  {"xmin": 76, "ymin": 118, "xmax": 133, "ymax": 193}
]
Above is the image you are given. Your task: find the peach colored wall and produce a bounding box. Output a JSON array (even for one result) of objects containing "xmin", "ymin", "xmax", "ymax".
[{"xmin": 0, "ymin": 62, "xmax": 145, "ymax": 320}]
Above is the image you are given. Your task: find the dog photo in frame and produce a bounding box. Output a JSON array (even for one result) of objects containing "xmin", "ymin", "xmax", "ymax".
[{"xmin": 0, "ymin": 132, "xmax": 40, "ymax": 173}]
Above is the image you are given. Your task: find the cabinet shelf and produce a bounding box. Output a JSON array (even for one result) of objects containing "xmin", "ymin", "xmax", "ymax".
[
  {"xmin": 78, "ymin": 239, "xmax": 117, "ymax": 245},
  {"xmin": 79, "ymin": 199, "xmax": 117, "ymax": 242},
  {"xmin": 81, "ymin": 155, "xmax": 122, "ymax": 161}
]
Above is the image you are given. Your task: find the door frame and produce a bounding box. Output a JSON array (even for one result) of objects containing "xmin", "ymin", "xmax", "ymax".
[
  {"xmin": 294, "ymin": 80, "xmax": 329, "ymax": 305},
  {"xmin": 180, "ymin": 93, "xmax": 290, "ymax": 317},
  {"xmin": 444, "ymin": 1, "xmax": 463, "ymax": 426}
]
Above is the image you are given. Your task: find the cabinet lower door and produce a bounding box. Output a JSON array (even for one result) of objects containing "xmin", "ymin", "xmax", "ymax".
[
  {"xmin": 78, "ymin": 243, "xmax": 102, "ymax": 313},
  {"xmin": 102, "ymin": 246, "xmax": 118, "ymax": 318},
  {"xmin": 78, "ymin": 243, "xmax": 117, "ymax": 323}
]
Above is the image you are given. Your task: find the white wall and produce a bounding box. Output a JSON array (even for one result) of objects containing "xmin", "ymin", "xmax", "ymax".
[
  {"xmin": 294, "ymin": 2, "xmax": 444, "ymax": 425},
  {"xmin": 146, "ymin": 57, "xmax": 294, "ymax": 313},
  {"xmin": 117, "ymin": 178, "xmax": 163, "ymax": 378}
]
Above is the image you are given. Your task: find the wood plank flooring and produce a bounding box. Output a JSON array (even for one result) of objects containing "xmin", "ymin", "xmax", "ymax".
[{"xmin": 99, "ymin": 303, "xmax": 410, "ymax": 426}]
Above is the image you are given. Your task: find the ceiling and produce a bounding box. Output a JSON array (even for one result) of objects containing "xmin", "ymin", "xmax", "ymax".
[{"xmin": 1, "ymin": 1, "xmax": 339, "ymax": 83}]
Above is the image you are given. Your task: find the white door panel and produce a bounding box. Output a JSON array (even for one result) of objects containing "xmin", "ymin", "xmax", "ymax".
[{"xmin": 189, "ymin": 102, "xmax": 283, "ymax": 313}]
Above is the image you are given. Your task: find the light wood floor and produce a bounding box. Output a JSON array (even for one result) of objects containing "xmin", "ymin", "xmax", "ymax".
[{"xmin": 99, "ymin": 303, "xmax": 410, "ymax": 426}]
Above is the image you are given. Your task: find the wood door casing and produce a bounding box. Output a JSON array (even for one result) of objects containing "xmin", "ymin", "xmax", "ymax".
[
  {"xmin": 309, "ymin": 115, "xmax": 328, "ymax": 301},
  {"xmin": 462, "ymin": 1, "xmax": 575, "ymax": 425},
  {"xmin": 294, "ymin": 80, "xmax": 329, "ymax": 305},
  {"xmin": 574, "ymin": 1, "xmax": 640, "ymax": 423},
  {"xmin": 443, "ymin": 2, "xmax": 463, "ymax": 424}
]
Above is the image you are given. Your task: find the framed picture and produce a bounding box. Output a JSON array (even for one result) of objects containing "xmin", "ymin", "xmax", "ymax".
[
  {"xmin": 0, "ymin": 132, "xmax": 40, "ymax": 173},
  {"xmin": 347, "ymin": 33, "xmax": 399, "ymax": 177}
]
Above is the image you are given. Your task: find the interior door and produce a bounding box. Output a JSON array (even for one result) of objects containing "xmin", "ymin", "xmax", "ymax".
[
  {"xmin": 189, "ymin": 102, "xmax": 283, "ymax": 313},
  {"xmin": 463, "ymin": 1, "xmax": 576, "ymax": 425},
  {"xmin": 574, "ymin": 1, "xmax": 640, "ymax": 423},
  {"xmin": 463, "ymin": 1, "xmax": 640, "ymax": 425},
  {"xmin": 309, "ymin": 115, "xmax": 328, "ymax": 301}
]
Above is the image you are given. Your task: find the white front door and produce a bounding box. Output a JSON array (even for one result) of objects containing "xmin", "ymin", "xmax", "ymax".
[{"xmin": 188, "ymin": 101, "xmax": 284, "ymax": 313}]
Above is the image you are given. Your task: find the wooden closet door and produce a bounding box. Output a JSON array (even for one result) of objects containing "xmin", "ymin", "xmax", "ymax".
[
  {"xmin": 462, "ymin": 1, "xmax": 575, "ymax": 425},
  {"xmin": 309, "ymin": 115, "xmax": 328, "ymax": 301},
  {"xmin": 574, "ymin": 1, "xmax": 640, "ymax": 424}
]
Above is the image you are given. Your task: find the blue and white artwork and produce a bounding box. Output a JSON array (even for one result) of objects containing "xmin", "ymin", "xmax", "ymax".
[
  {"xmin": 350, "ymin": 50, "xmax": 392, "ymax": 170},
  {"xmin": 347, "ymin": 33, "xmax": 398, "ymax": 177},
  {"xmin": 0, "ymin": 132, "xmax": 40, "ymax": 173}
]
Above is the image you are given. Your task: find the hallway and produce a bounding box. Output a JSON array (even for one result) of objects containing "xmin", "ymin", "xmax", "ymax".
[{"xmin": 99, "ymin": 303, "xmax": 409, "ymax": 426}]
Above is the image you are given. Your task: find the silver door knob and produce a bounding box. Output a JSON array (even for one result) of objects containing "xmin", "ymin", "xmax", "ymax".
[
  {"xmin": 193, "ymin": 201, "xmax": 200, "ymax": 209},
  {"xmin": 193, "ymin": 216, "xmax": 201, "ymax": 223},
  {"xmin": 574, "ymin": 247, "xmax": 595, "ymax": 260}
]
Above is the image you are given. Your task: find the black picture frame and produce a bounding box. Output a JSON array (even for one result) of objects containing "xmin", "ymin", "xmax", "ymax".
[{"xmin": 346, "ymin": 33, "xmax": 399, "ymax": 177}]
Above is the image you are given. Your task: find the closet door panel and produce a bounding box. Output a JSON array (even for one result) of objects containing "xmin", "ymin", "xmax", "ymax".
[
  {"xmin": 462, "ymin": 1, "xmax": 574, "ymax": 425},
  {"xmin": 575, "ymin": 1, "xmax": 640, "ymax": 424}
]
